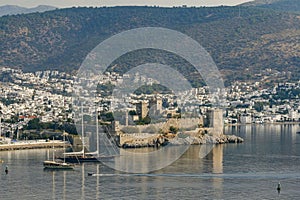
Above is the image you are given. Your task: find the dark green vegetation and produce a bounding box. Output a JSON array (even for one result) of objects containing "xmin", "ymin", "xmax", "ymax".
[
  {"xmin": 20, "ymin": 118, "xmax": 78, "ymax": 140},
  {"xmin": 0, "ymin": 1, "xmax": 299, "ymax": 85},
  {"xmin": 134, "ymin": 84, "xmax": 172, "ymax": 95},
  {"xmin": 0, "ymin": 117, "xmax": 77, "ymax": 140}
]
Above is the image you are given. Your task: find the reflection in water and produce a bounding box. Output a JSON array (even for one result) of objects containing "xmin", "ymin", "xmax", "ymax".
[
  {"xmin": 107, "ymin": 145, "xmax": 189, "ymax": 173},
  {"xmin": 213, "ymin": 145, "xmax": 223, "ymax": 174},
  {"xmin": 52, "ymin": 171, "xmax": 56, "ymax": 200},
  {"xmin": 48, "ymin": 163, "xmax": 103, "ymax": 200},
  {"xmin": 81, "ymin": 164, "xmax": 85, "ymax": 200},
  {"xmin": 63, "ymin": 171, "xmax": 66, "ymax": 200},
  {"xmin": 212, "ymin": 145, "xmax": 224, "ymax": 199},
  {"xmin": 46, "ymin": 145, "xmax": 225, "ymax": 198},
  {"xmin": 50, "ymin": 170, "xmax": 68, "ymax": 200},
  {"xmin": 96, "ymin": 164, "xmax": 100, "ymax": 200}
]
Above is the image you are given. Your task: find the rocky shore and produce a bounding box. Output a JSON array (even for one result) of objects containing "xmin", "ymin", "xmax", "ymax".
[
  {"xmin": 120, "ymin": 133, "xmax": 243, "ymax": 148},
  {"xmin": 168, "ymin": 134, "xmax": 244, "ymax": 145},
  {"xmin": 121, "ymin": 135, "xmax": 167, "ymax": 148}
]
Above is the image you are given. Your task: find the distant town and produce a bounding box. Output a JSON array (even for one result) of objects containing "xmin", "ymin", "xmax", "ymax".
[{"xmin": 0, "ymin": 67, "xmax": 299, "ymax": 141}]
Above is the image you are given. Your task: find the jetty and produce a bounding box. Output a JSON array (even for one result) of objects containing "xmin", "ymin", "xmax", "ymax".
[{"xmin": 0, "ymin": 140, "xmax": 68, "ymax": 151}]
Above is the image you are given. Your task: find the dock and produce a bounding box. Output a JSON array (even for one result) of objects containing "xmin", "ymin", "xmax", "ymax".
[{"xmin": 0, "ymin": 140, "xmax": 69, "ymax": 151}]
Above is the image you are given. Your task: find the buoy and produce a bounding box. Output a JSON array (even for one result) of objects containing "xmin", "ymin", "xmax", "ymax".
[
  {"xmin": 277, "ymin": 182, "xmax": 281, "ymax": 193},
  {"xmin": 5, "ymin": 166, "xmax": 8, "ymax": 174}
]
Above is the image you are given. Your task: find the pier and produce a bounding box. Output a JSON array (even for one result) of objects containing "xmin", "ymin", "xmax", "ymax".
[{"xmin": 0, "ymin": 140, "xmax": 68, "ymax": 151}]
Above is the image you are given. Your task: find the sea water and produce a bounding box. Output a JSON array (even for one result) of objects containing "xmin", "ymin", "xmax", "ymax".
[{"xmin": 0, "ymin": 124, "xmax": 299, "ymax": 199}]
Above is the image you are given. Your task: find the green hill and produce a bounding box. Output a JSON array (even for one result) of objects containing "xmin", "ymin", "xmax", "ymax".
[{"xmin": 0, "ymin": 5, "xmax": 299, "ymax": 85}]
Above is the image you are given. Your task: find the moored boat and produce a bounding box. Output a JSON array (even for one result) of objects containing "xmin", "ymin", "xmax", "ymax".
[
  {"xmin": 43, "ymin": 135, "xmax": 74, "ymax": 170},
  {"xmin": 59, "ymin": 107, "xmax": 118, "ymax": 163},
  {"xmin": 62, "ymin": 151, "xmax": 116, "ymax": 163},
  {"xmin": 43, "ymin": 160, "xmax": 74, "ymax": 170}
]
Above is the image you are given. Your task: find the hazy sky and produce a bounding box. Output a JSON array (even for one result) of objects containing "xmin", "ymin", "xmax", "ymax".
[{"xmin": 0, "ymin": 0, "xmax": 253, "ymax": 8}]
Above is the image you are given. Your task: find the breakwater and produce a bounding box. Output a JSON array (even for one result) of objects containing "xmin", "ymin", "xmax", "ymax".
[{"xmin": 0, "ymin": 140, "xmax": 68, "ymax": 151}]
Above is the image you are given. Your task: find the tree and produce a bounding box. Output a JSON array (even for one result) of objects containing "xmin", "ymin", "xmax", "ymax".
[
  {"xmin": 253, "ymin": 102, "xmax": 264, "ymax": 112},
  {"xmin": 26, "ymin": 118, "xmax": 40, "ymax": 130}
]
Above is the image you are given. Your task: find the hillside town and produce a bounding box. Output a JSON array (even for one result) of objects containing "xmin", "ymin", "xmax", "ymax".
[{"xmin": 0, "ymin": 67, "xmax": 299, "ymax": 140}]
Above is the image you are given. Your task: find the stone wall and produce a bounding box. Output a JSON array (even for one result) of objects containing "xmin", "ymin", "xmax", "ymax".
[
  {"xmin": 119, "ymin": 117, "xmax": 201, "ymax": 134},
  {"xmin": 119, "ymin": 133, "xmax": 166, "ymax": 148}
]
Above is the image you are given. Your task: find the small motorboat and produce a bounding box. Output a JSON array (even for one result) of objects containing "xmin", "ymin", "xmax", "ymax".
[{"xmin": 88, "ymin": 172, "xmax": 94, "ymax": 176}]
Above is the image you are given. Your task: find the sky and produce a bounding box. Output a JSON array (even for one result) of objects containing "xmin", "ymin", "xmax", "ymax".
[{"xmin": 0, "ymin": 0, "xmax": 254, "ymax": 8}]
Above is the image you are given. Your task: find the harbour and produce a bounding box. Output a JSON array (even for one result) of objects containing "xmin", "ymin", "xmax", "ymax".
[
  {"xmin": 0, "ymin": 124, "xmax": 299, "ymax": 199},
  {"xmin": 0, "ymin": 1, "xmax": 299, "ymax": 199}
]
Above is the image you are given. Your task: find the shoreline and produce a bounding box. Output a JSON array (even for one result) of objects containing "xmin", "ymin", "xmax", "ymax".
[
  {"xmin": 225, "ymin": 122, "xmax": 300, "ymax": 126},
  {"xmin": 1, "ymin": 123, "xmax": 298, "ymax": 151}
]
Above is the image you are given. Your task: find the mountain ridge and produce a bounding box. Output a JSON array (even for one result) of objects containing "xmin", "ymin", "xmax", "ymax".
[
  {"xmin": 241, "ymin": 0, "xmax": 300, "ymax": 13},
  {"xmin": 241, "ymin": 0, "xmax": 281, "ymax": 6},
  {"xmin": 0, "ymin": 4, "xmax": 299, "ymax": 84},
  {"xmin": 0, "ymin": 5, "xmax": 57, "ymax": 17}
]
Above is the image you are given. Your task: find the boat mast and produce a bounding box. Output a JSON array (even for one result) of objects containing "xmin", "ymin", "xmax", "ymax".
[
  {"xmin": 96, "ymin": 106, "xmax": 99, "ymax": 156},
  {"xmin": 63, "ymin": 133, "xmax": 66, "ymax": 163},
  {"xmin": 81, "ymin": 104, "xmax": 85, "ymax": 158},
  {"xmin": 52, "ymin": 136, "xmax": 55, "ymax": 161}
]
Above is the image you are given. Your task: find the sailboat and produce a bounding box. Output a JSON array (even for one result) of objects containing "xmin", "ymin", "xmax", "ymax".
[
  {"xmin": 43, "ymin": 135, "xmax": 74, "ymax": 170},
  {"xmin": 61, "ymin": 107, "xmax": 117, "ymax": 163}
]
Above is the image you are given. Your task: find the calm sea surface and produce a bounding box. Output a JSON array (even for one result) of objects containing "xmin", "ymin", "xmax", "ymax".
[{"xmin": 1, "ymin": 124, "xmax": 300, "ymax": 199}]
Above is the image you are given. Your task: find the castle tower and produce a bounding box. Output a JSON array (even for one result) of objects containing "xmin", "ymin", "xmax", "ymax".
[
  {"xmin": 149, "ymin": 97, "xmax": 162, "ymax": 115},
  {"xmin": 136, "ymin": 101, "xmax": 148, "ymax": 119},
  {"xmin": 205, "ymin": 108, "xmax": 224, "ymax": 136}
]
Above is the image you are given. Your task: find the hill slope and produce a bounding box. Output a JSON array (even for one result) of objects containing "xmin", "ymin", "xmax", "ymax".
[
  {"xmin": 242, "ymin": 0, "xmax": 300, "ymax": 13},
  {"xmin": 0, "ymin": 6, "xmax": 299, "ymax": 84}
]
